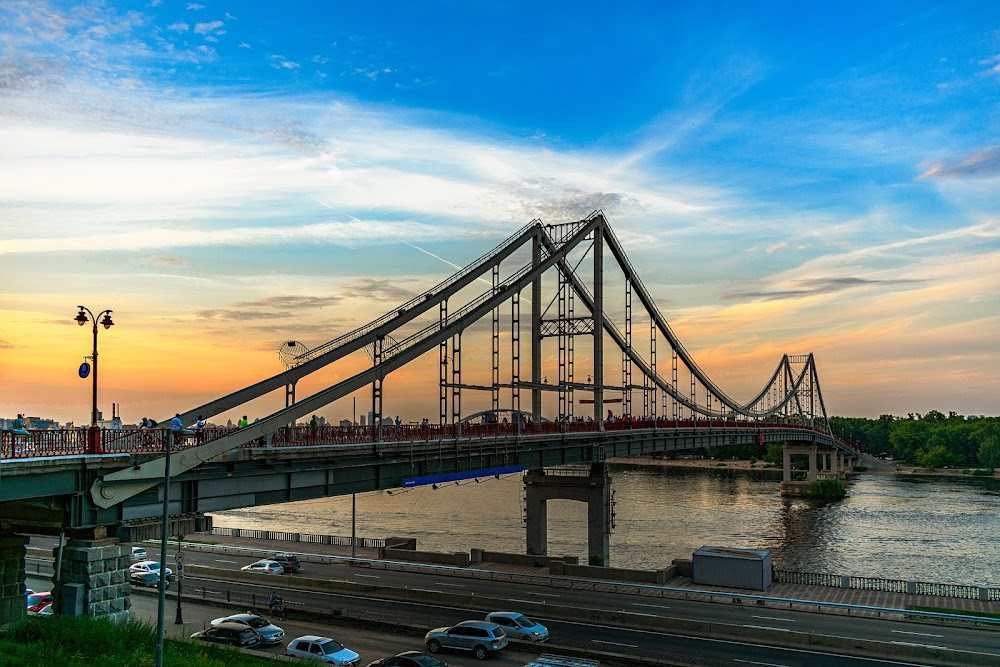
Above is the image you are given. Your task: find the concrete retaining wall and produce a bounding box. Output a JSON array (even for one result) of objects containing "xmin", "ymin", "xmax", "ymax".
[
  {"xmin": 550, "ymin": 561, "xmax": 676, "ymax": 585},
  {"xmin": 383, "ymin": 547, "xmax": 469, "ymax": 567},
  {"xmin": 472, "ymin": 549, "xmax": 578, "ymax": 567}
]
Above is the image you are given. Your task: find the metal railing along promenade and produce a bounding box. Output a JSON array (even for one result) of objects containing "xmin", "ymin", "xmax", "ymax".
[{"xmin": 0, "ymin": 419, "xmax": 853, "ymax": 460}]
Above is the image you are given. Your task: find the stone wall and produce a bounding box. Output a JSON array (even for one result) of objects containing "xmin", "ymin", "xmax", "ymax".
[
  {"xmin": 0, "ymin": 534, "xmax": 28, "ymax": 626},
  {"xmin": 54, "ymin": 538, "xmax": 131, "ymax": 620}
]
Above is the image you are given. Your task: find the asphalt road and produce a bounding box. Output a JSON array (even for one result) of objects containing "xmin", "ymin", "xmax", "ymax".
[
  {"xmin": 24, "ymin": 537, "xmax": 1000, "ymax": 667},
  {"xmin": 126, "ymin": 542, "xmax": 1000, "ymax": 656}
]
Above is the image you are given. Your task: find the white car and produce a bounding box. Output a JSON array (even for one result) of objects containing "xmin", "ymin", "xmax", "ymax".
[
  {"xmin": 241, "ymin": 559, "xmax": 285, "ymax": 574},
  {"xmin": 130, "ymin": 546, "xmax": 147, "ymax": 561},
  {"xmin": 286, "ymin": 635, "xmax": 360, "ymax": 665},
  {"xmin": 485, "ymin": 611, "xmax": 549, "ymax": 642},
  {"xmin": 129, "ymin": 560, "xmax": 173, "ymax": 579}
]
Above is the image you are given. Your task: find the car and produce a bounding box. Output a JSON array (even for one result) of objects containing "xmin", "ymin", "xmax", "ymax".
[
  {"xmin": 129, "ymin": 560, "xmax": 173, "ymax": 580},
  {"xmin": 286, "ymin": 635, "xmax": 360, "ymax": 665},
  {"xmin": 241, "ymin": 559, "xmax": 285, "ymax": 574},
  {"xmin": 130, "ymin": 570, "xmax": 168, "ymax": 589},
  {"xmin": 484, "ymin": 611, "xmax": 549, "ymax": 642},
  {"xmin": 191, "ymin": 621, "xmax": 263, "ymax": 649},
  {"xmin": 272, "ymin": 553, "xmax": 301, "ymax": 572},
  {"xmin": 130, "ymin": 546, "xmax": 147, "ymax": 561},
  {"xmin": 211, "ymin": 613, "xmax": 284, "ymax": 645},
  {"xmin": 366, "ymin": 651, "xmax": 447, "ymax": 667},
  {"xmin": 424, "ymin": 620, "xmax": 508, "ymax": 660},
  {"xmin": 27, "ymin": 591, "xmax": 53, "ymax": 613}
]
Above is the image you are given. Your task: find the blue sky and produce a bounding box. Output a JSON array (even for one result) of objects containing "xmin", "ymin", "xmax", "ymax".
[{"xmin": 1, "ymin": 1, "xmax": 998, "ymax": 424}]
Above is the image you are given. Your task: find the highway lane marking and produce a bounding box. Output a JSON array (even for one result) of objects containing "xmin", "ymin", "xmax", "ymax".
[
  {"xmin": 633, "ymin": 603, "xmax": 671, "ymax": 610},
  {"xmin": 735, "ymin": 660, "xmax": 789, "ymax": 667},
  {"xmin": 525, "ymin": 592, "xmax": 561, "ymax": 597},
  {"xmin": 506, "ymin": 599, "xmax": 538, "ymax": 605},
  {"xmin": 412, "ymin": 588, "xmax": 443, "ymax": 594},
  {"xmin": 352, "ymin": 574, "xmax": 381, "ymax": 578},
  {"xmin": 215, "ymin": 559, "xmax": 238, "ymax": 564},
  {"xmin": 750, "ymin": 615, "xmax": 795, "ymax": 623},
  {"xmin": 891, "ymin": 641, "xmax": 948, "ymax": 650},
  {"xmin": 592, "ymin": 640, "xmax": 638, "ymax": 648},
  {"xmin": 741, "ymin": 624, "xmax": 790, "ymax": 633},
  {"xmin": 891, "ymin": 630, "xmax": 944, "ymax": 638},
  {"xmin": 437, "ymin": 583, "xmax": 464, "ymax": 587}
]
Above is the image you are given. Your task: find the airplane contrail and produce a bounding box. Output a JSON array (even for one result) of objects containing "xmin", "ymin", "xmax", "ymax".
[
  {"xmin": 311, "ymin": 197, "xmax": 529, "ymax": 302},
  {"xmin": 401, "ymin": 240, "xmax": 465, "ymax": 272},
  {"xmin": 311, "ymin": 196, "xmax": 361, "ymax": 222}
]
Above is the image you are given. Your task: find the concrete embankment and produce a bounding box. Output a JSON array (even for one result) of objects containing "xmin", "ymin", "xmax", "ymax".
[{"xmin": 187, "ymin": 564, "xmax": 1000, "ymax": 667}]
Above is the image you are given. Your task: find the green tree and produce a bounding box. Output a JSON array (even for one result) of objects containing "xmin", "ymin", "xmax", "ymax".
[
  {"xmin": 974, "ymin": 420, "xmax": 1000, "ymax": 469},
  {"xmin": 915, "ymin": 444, "xmax": 962, "ymax": 469}
]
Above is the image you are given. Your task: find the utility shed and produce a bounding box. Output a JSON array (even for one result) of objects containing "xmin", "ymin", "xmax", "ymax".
[{"xmin": 692, "ymin": 545, "xmax": 772, "ymax": 590}]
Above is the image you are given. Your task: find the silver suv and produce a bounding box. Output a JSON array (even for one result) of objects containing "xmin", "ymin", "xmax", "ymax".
[{"xmin": 424, "ymin": 620, "xmax": 507, "ymax": 660}]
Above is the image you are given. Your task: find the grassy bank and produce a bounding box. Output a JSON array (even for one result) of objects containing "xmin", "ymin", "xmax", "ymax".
[{"xmin": 0, "ymin": 615, "xmax": 277, "ymax": 667}]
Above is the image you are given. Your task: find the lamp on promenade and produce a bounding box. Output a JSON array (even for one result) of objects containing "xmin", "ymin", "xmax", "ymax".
[{"xmin": 74, "ymin": 306, "xmax": 114, "ymax": 425}]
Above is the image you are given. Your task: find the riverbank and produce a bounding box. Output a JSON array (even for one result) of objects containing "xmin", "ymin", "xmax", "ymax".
[{"xmin": 609, "ymin": 455, "xmax": 997, "ymax": 479}]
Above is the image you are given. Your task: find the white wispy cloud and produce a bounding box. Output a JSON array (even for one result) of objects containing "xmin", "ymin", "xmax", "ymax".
[
  {"xmin": 194, "ymin": 20, "xmax": 224, "ymax": 35},
  {"xmin": 167, "ymin": 21, "xmax": 189, "ymax": 32}
]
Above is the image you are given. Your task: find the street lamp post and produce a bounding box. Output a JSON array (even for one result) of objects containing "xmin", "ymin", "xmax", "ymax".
[{"xmin": 74, "ymin": 306, "xmax": 114, "ymax": 425}]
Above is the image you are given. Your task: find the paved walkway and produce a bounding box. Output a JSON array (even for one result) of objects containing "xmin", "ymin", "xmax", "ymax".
[{"xmin": 180, "ymin": 532, "xmax": 1000, "ymax": 618}]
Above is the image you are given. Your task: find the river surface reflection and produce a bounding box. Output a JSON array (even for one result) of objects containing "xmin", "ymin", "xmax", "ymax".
[{"xmin": 212, "ymin": 465, "xmax": 1000, "ymax": 584}]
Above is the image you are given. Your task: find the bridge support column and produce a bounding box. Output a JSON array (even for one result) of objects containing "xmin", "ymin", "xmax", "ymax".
[
  {"xmin": 53, "ymin": 538, "xmax": 131, "ymax": 620},
  {"xmin": 0, "ymin": 533, "xmax": 28, "ymax": 626},
  {"xmin": 780, "ymin": 443, "xmax": 819, "ymax": 496},
  {"xmin": 524, "ymin": 464, "xmax": 611, "ymax": 566}
]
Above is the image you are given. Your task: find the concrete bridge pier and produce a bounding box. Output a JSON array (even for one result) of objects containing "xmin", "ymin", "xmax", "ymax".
[
  {"xmin": 0, "ymin": 533, "xmax": 28, "ymax": 626},
  {"xmin": 780, "ymin": 443, "xmax": 817, "ymax": 496},
  {"xmin": 52, "ymin": 537, "xmax": 131, "ymax": 620},
  {"xmin": 524, "ymin": 463, "xmax": 611, "ymax": 566}
]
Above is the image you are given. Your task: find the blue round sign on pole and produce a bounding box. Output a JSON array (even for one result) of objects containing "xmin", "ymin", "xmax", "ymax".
[{"xmin": 78, "ymin": 362, "xmax": 91, "ymax": 378}]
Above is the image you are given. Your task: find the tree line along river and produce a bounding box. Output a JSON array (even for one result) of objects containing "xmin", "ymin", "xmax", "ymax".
[{"xmin": 213, "ymin": 463, "xmax": 1000, "ymax": 586}]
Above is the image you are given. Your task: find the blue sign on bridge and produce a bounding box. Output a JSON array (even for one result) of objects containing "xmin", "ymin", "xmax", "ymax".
[{"xmin": 403, "ymin": 465, "xmax": 524, "ymax": 488}]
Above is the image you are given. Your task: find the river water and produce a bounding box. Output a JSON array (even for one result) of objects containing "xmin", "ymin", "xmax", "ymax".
[{"xmin": 211, "ymin": 465, "xmax": 1000, "ymax": 585}]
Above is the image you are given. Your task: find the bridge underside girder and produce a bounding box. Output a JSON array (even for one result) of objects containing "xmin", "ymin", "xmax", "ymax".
[{"xmin": 1, "ymin": 425, "xmax": 836, "ymax": 531}]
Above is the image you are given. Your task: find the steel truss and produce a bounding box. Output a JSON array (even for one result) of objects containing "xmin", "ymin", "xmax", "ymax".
[{"xmin": 93, "ymin": 212, "xmax": 836, "ymax": 508}]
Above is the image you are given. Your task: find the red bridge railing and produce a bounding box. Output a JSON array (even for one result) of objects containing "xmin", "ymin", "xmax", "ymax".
[{"xmin": 0, "ymin": 419, "xmax": 853, "ymax": 461}]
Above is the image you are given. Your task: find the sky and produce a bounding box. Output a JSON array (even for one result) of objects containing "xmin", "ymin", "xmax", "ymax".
[{"xmin": 0, "ymin": 1, "xmax": 998, "ymax": 426}]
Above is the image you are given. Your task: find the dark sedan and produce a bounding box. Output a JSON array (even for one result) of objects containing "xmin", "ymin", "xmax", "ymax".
[
  {"xmin": 367, "ymin": 651, "xmax": 447, "ymax": 667},
  {"xmin": 191, "ymin": 621, "xmax": 262, "ymax": 649}
]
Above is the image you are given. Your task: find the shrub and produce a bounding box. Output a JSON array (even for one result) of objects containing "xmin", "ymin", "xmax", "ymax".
[{"xmin": 807, "ymin": 478, "xmax": 846, "ymax": 501}]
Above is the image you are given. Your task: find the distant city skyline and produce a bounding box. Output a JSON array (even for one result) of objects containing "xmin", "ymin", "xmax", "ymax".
[{"xmin": 1, "ymin": 2, "xmax": 998, "ymax": 425}]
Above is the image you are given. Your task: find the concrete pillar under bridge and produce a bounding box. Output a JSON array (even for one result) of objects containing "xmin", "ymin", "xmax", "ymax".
[
  {"xmin": 0, "ymin": 533, "xmax": 28, "ymax": 626},
  {"xmin": 781, "ymin": 443, "xmax": 847, "ymax": 496},
  {"xmin": 524, "ymin": 462, "xmax": 611, "ymax": 567}
]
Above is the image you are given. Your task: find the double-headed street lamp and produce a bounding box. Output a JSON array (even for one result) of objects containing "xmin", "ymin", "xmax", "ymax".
[{"xmin": 74, "ymin": 306, "xmax": 114, "ymax": 426}]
